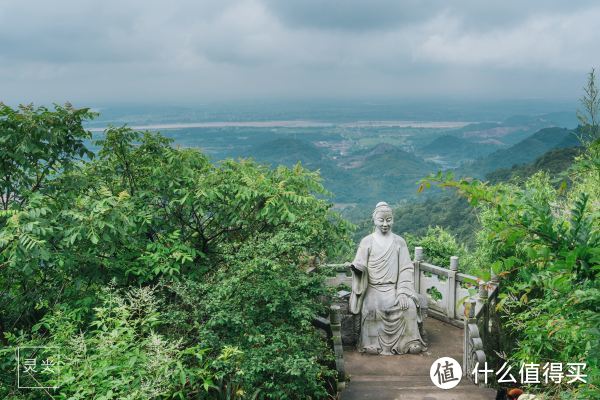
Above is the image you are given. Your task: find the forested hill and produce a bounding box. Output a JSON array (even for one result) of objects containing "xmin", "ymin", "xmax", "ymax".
[
  {"xmin": 486, "ymin": 146, "xmax": 582, "ymax": 184},
  {"xmin": 418, "ymin": 134, "xmax": 500, "ymax": 160},
  {"xmin": 460, "ymin": 127, "xmax": 579, "ymax": 177},
  {"xmin": 244, "ymin": 125, "xmax": 581, "ymax": 215},
  {"xmin": 341, "ymin": 144, "xmax": 437, "ymax": 203}
]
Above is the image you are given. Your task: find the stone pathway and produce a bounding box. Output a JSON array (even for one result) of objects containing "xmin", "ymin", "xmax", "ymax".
[{"xmin": 341, "ymin": 318, "xmax": 497, "ymax": 400}]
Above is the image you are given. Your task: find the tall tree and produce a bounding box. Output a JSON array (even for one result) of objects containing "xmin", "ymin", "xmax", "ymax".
[
  {"xmin": 576, "ymin": 68, "xmax": 599, "ymax": 144},
  {"xmin": 0, "ymin": 103, "xmax": 95, "ymax": 210}
]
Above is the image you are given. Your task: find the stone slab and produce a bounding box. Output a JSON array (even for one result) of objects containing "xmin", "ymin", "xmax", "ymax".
[{"xmin": 341, "ymin": 318, "xmax": 497, "ymax": 400}]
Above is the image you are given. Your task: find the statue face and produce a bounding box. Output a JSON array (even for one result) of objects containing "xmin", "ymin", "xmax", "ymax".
[{"xmin": 373, "ymin": 210, "xmax": 393, "ymax": 234}]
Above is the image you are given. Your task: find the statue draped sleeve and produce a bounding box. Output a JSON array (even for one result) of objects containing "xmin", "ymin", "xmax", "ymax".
[
  {"xmin": 395, "ymin": 236, "xmax": 418, "ymax": 302},
  {"xmin": 349, "ymin": 236, "xmax": 371, "ymax": 315}
]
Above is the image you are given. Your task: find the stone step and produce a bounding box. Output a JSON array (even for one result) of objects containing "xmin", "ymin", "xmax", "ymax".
[
  {"xmin": 347, "ymin": 375, "xmax": 494, "ymax": 388},
  {"xmin": 342, "ymin": 387, "xmax": 497, "ymax": 400},
  {"xmin": 342, "ymin": 379, "xmax": 497, "ymax": 400},
  {"xmin": 349, "ymin": 374, "xmax": 435, "ymax": 384}
]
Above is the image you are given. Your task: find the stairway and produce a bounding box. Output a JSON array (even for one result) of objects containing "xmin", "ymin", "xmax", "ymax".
[{"xmin": 341, "ymin": 318, "xmax": 497, "ymax": 400}]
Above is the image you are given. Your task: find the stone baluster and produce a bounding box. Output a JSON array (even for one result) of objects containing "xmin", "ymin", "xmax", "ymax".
[
  {"xmin": 447, "ymin": 256, "xmax": 458, "ymax": 320},
  {"xmin": 478, "ymin": 282, "xmax": 489, "ymax": 350},
  {"xmin": 490, "ymin": 270, "xmax": 500, "ymax": 286},
  {"xmin": 414, "ymin": 246, "xmax": 423, "ymax": 294},
  {"xmin": 463, "ymin": 298, "xmax": 478, "ymax": 377},
  {"xmin": 478, "ymin": 282, "xmax": 488, "ymax": 301},
  {"xmin": 330, "ymin": 305, "xmax": 345, "ymax": 383}
]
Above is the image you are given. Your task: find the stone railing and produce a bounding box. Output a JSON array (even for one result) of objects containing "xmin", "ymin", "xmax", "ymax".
[
  {"xmin": 412, "ymin": 247, "xmax": 495, "ymax": 325},
  {"xmin": 319, "ymin": 246, "xmax": 500, "ymax": 387},
  {"xmin": 412, "ymin": 247, "xmax": 500, "ymax": 384},
  {"xmin": 462, "ymin": 275, "xmax": 500, "ymax": 384}
]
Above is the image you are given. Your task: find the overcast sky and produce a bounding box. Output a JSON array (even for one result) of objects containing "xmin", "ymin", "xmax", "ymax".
[{"xmin": 1, "ymin": 0, "xmax": 599, "ymax": 105}]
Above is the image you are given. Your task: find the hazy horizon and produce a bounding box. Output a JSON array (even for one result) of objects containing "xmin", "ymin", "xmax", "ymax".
[{"xmin": 73, "ymin": 98, "xmax": 578, "ymax": 129}]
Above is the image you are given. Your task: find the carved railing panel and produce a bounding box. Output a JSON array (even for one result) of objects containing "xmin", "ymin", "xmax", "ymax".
[{"xmin": 419, "ymin": 269, "xmax": 447, "ymax": 313}]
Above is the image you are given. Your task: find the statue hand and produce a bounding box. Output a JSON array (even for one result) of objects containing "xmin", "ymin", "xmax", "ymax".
[{"xmin": 395, "ymin": 294, "xmax": 409, "ymax": 310}]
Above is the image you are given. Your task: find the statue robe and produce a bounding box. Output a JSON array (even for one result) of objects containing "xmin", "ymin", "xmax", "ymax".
[{"xmin": 350, "ymin": 233, "xmax": 427, "ymax": 355}]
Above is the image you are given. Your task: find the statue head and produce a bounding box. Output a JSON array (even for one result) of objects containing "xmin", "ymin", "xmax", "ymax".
[{"xmin": 372, "ymin": 201, "xmax": 393, "ymax": 235}]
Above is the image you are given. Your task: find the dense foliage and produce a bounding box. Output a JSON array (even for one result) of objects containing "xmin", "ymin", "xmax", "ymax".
[
  {"xmin": 403, "ymin": 226, "xmax": 476, "ymax": 273},
  {"xmin": 0, "ymin": 104, "xmax": 352, "ymax": 399},
  {"xmin": 421, "ymin": 142, "xmax": 599, "ymax": 398}
]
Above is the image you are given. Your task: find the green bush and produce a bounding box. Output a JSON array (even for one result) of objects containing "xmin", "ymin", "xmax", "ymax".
[
  {"xmin": 1, "ymin": 286, "xmax": 254, "ymax": 400},
  {"xmin": 422, "ymin": 145, "xmax": 599, "ymax": 398},
  {"xmin": 404, "ymin": 226, "xmax": 478, "ymax": 274},
  {"xmin": 0, "ymin": 105, "xmax": 352, "ymax": 399}
]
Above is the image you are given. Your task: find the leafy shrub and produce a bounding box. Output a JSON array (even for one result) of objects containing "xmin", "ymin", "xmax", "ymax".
[
  {"xmin": 1, "ymin": 108, "xmax": 352, "ymax": 399},
  {"xmin": 404, "ymin": 226, "xmax": 477, "ymax": 274},
  {"xmin": 2, "ymin": 287, "xmax": 188, "ymax": 399},
  {"xmin": 422, "ymin": 147, "xmax": 599, "ymax": 398}
]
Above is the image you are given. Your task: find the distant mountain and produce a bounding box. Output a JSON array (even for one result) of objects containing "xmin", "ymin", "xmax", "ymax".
[
  {"xmin": 502, "ymin": 112, "xmax": 578, "ymax": 128},
  {"xmin": 239, "ymin": 125, "xmax": 579, "ymax": 207},
  {"xmin": 460, "ymin": 127, "xmax": 579, "ymax": 177},
  {"xmin": 419, "ymin": 135, "xmax": 502, "ymax": 160},
  {"xmin": 446, "ymin": 112, "xmax": 577, "ymax": 147}
]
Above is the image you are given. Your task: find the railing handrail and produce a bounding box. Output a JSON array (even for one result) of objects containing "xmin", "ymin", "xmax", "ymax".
[{"xmin": 419, "ymin": 262, "xmax": 450, "ymax": 277}]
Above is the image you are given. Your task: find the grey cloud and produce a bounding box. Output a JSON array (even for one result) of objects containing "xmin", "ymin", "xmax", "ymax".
[
  {"xmin": 0, "ymin": 0, "xmax": 597, "ymax": 104},
  {"xmin": 263, "ymin": 0, "xmax": 434, "ymax": 31},
  {"xmin": 264, "ymin": 0, "xmax": 599, "ymax": 33},
  {"xmin": 440, "ymin": 1, "xmax": 599, "ymax": 33},
  {"xmin": 0, "ymin": 0, "xmax": 237, "ymax": 63}
]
